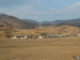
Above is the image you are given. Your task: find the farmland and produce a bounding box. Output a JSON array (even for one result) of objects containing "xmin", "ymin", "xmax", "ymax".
[{"xmin": 0, "ymin": 37, "xmax": 80, "ymax": 60}]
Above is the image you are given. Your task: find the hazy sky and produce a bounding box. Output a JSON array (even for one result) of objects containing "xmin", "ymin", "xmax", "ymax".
[{"xmin": 0, "ymin": 0, "xmax": 80, "ymax": 21}]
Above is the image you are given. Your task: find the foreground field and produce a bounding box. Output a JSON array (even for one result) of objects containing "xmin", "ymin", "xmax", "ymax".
[{"xmin": 0, "ymin": 37, "xmax": 80, "ymax": 60}]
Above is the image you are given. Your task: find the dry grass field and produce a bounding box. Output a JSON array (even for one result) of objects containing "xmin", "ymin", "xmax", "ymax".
[{"xmin": 0, "ymin": 37, "xmax": 80, "ymax": 60}]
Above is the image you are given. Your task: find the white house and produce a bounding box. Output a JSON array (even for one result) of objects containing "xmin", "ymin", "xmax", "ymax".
[{"xmin": 38, "ymin": 36, "xmax": 43, "ymax": 39}]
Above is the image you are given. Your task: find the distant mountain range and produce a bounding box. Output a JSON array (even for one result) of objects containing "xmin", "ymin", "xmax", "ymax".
[
  {"xmin": 0, "ymin": 14, "xmax": 39, "ymax": 29},
  {"xmin": 41, "ymin": 19, "xmax": 80, "ymax": 27},
  {"xmin": 23, "ymin": 19, "xmax": 40, "ymax": 24},
  {"xmin": 0, "ymin": 14, "xmax": 80, "ymax": 29}
]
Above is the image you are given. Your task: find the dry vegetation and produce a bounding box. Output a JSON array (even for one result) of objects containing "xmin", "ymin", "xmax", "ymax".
[
  {"xmin": 0, "ymin": 24, "xmax": 80, "ymax": 60},
  {"xmin": 0, "ymin": 24, "xmax": 80, "ymax": 36},
  {"xmin": 14, "ymin": 25, "xmax": 80, "ymax": 36},
  {"xmin": 0, "ymin": 37, "xmax": 80, "ymax": 60}
]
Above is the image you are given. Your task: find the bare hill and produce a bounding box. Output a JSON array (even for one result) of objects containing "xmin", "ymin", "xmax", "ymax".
[{"xmin": 0, "ymin": 14, "xmax": 38, "ymax": 29}]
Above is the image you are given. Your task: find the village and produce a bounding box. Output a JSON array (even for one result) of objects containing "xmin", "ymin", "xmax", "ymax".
[
  {"xmin": 11, "ymin": 32, "xmax": 80, "ymax": 39},
  {"xmin": 6, "ymin": 25, "xmax": 79, "ymax": 39},
  {"xmin": 0, "ymin": 24, "xmax": 80, "ymax": 39},
  {"xmin": 10, "ymin": 28, "xmax": 80, "ymax": 39}
]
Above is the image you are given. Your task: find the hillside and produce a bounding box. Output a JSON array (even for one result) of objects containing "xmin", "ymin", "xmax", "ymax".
[
  {"xmin": 14, "ymin": 25, "xmax": 80, "ymax": 36},
  {"xmin": 0, "ymin": 14, "xmax": 38, "ymax": 29},
  {"xmin": 0, "ymin": 23, "xmax": 15, "ymax": 38}
]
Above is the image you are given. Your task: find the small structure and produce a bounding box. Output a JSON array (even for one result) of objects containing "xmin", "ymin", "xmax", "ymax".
[
  {"xmin": 75, "ymin": 33, "xmax": 80, "ymax": 36},
  {"xmin": 47, "ymin": 34, "xmax": 57, "ymax": 38},
  {"xmin": 56, "ymin": 35, "xmax": 63, "ymax": 38},
  {"xmin": 24, "ymin": 36, "xmax": 28, "ymax": 39},
  {"xmin": 39, "ymin": 34, "xmax": 56, "ymax": 38},
  {"xmin": 28, "ymin": 35, "xmax": 38, "ymax": 39},
  {"xmin": 12, "ymin": 35, "xmax": 28, "ymax": 39},
  {"xmin": 13, "ymin": 35, "xmax": 21, "ymax": 39},
  {"xmin": 38, "ymin": 36, "xmax": 43, "ymax": 39},
  {"xmin": 73, "ymin": 56, "xmax": 80, "ymax": 60}
]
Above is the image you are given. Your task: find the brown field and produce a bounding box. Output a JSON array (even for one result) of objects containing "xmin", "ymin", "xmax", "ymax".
[{"xmin": 0, "ymin": 37, "xmax": 80, "ymax": 60}]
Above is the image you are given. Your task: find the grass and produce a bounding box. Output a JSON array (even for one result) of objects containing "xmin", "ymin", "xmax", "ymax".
[{"xmin": 0, "ymin": 37, "xmax": 80, "ymax": 60}]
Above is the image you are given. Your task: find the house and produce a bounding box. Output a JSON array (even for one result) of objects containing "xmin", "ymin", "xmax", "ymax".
[
  {"xmin": 38, "ymin": 36, "xmax": 43, "ymax": 38},
  {"xmin": 38, "ymin": 34, "xmax": 57, "ymax": 38},
  {"xmin": 47, "ymin": 34, "xmax": 57, "ymax": 38},
  {"xmin": 38, "ymin": 35, "xmax": 47, "ymax": 38},
  {"xmin": 13, "ymin": 35, "xmax": 21, "ymax": 39},
  {"xmin": 24, "ymin": 36, "xmax": 28, "ymax": 39},
  {"xmin": 73, "ymin": 56, "xmax": 80, "ymax": 60},
  {"xmin": 56, "ymin": 35, "xmax": 66, "ymax": 38},
  {"xmin": 75, "ymin": 33, "xmax": 80, "ymax": 36},
  {"xmin": 27, "ymin": 35, "xmax": 38, "ymax": 39},
  {"xmin": 12, "ymin": 35, "xmax": 28, "ymax": 39}
]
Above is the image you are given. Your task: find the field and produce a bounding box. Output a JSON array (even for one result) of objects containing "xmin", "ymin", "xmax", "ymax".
[{"xmin": 0, "ymin": 37, "xmax": 80, "ymax": 60}]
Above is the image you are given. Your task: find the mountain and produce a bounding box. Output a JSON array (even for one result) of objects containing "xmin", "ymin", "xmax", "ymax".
[
  {"xmin": 23, "ymin": 19, "xmax": 40, "ymax": 24},
  {"xmin": 0, "ymin": 14, "xmax": 38, "ymax": 29},
  {"xmin": 41, "ymin": 18, "xmax": 80, "ymax": 27},
  {"xmin": 1, "ymin": 14, "xmax": 80, "ymax": 29}
]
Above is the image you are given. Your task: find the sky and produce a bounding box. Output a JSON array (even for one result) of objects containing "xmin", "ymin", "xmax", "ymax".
[{"xmin": 0, "ymin": 0, "xmax": 80, "ymax": 21}]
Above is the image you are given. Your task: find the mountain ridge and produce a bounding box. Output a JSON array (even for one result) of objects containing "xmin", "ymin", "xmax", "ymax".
[
  {"xmin": 0, "ymin": 14, "xmax": 80, "ymax": 29},
  {"xmin": 0, "ymin": 14, "xmax": 38, "ymax": 29},
  {"xmin": 41, "ymin": 18, "xmax": 80, "ymax": 27}
]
